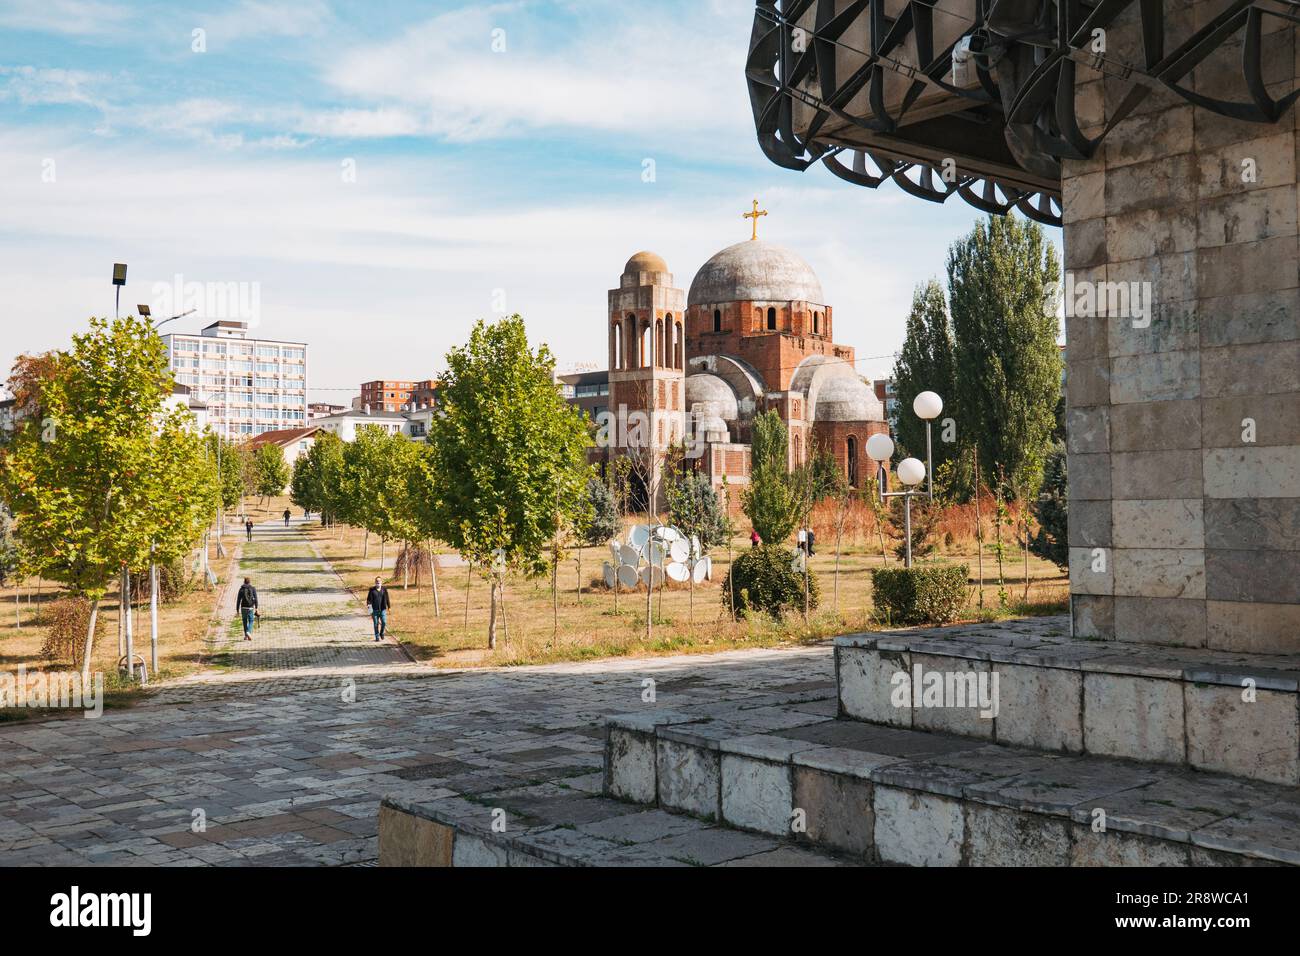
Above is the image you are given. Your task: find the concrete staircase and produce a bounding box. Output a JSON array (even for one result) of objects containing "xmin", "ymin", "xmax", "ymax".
[{"xmin": 603, "ymin": 617, "xmax": 1300, "ymax": 866}]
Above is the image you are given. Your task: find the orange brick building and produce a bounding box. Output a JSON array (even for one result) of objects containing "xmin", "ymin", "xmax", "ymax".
[{"xmin": 601, "ymin": 235, "xmax": 888, "ymax": 503}]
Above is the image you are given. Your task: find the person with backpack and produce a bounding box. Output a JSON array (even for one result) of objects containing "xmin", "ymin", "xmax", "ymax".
[
  {"xmin": 366, "ymin": 577, "xmax": 391, "ymax": 641},
  {"xmin": 235, "ymin": 577, "xmax": 258, "ymax": 641}
]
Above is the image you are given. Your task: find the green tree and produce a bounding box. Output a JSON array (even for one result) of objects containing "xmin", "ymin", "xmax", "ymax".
[
  {"xmin": 0, "ymin": 503, "xmax": 17, "ymax": 586},
  {"xmin": 741, "ymin": 410, "xmax": 800, "ymax": 546},
  {"xmin": 580, "ymin": 477, "xmax": 620, "ymax": 547},
  {"xmin": 291, "ymin": 431, "xmax": 346, "ymax": 525},
  {"xmin": 892, "ymin": 280, "xmax": 956, "ymax": 467},
  {"xmin": 207, "ymin": 434, "xmax": 245, "ymax": 514},
  {"xmin": 948, "ymin": 215, "xmax": 1062, "ymax": 497},
  {"xmin": 1030, "ymin": 441, "xmax": 1068, "ymax": 570},
  {"xmin": 252, "ymin": 443, "xmax": 291, "ymax": 502},
  {"xmin": 666, "ymin": 470, "xmax": 729, "ymax": 555},
  {"xmin": 422, "ymin": 316, "xmax": 591, "ymax": 648},
  {"xmin": 340, "ymin": 426, "xmax": 422, "ymax": 569},
  {"xmin": 0, "ymin": 317, "xmax": 216, "ymax": 680}
]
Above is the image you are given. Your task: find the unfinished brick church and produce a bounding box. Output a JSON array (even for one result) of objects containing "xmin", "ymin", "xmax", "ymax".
[{"xmin": 600, "ymin": 213, "xmax": 889, "ymax": 500}]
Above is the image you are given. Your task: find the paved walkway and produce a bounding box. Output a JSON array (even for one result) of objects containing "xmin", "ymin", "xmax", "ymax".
[
  {"xmin": 0, "ymin": 514, "xmax": 835, "ymax": 865},
  {"xmin": 0, "ymin": 648, "xmax": 832, "ymax": 866},
  {"xmin": 182, "ymin": 517, "xmax": 415, "ymax": 682}
]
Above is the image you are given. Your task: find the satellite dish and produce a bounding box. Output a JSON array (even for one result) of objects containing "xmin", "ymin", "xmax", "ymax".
[
  {"xmin": 609, "ymin": 541, "xmax": 622, "ymax": 561},
  {"xmin": 692, "ymin": 560, "xmax": 708, "ymax": 584},
  {"xmin": 669, "ymin": 539, "xmax": 689, "ymax": 563},
  {"xmin": 648, "ymin": 541, "xmax": 667, "ymax": 566},
  {"xmin": 689, "ymin": 535, "xmax": 701, "ymax": 559},
  {"xmin": 666, "ymin": 561, "xmax": 689, "ymax": 583},
  {"xmin": 617, "ymin": 564, "xmax": 640, "ymax": 589},
  {"xmin": 629, "ymin": 524, "xmax": 650, "ymax": 549},
  {"xmin": 657, "ymin": 526, "xmax": 680, "ymax": 542},
  {"xmin": 603, "ymin": 562, "xmax": 616, "ymax": 588},
  {"xmin": 641, "ymin": 565, "xmax": 664, "ymax": 587},
  {"xmin": 619, "ymin": 544, "xmax": 641, "ymax": 567}
]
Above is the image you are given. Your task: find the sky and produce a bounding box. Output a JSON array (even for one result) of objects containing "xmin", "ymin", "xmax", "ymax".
[{"xmin": 0, "ymin": 0, "xmax": 1047, "ymax": 402}]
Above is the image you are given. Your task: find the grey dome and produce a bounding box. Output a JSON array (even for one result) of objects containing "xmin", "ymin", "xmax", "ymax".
[
  {"xmin": 687, "ymin": 240, "xmax": 824, "ymax": 306},
  {"xmin": 685, "ymin": 373, "xmax": 739, "ymax": 421},
  {"xmin": 814, "ymin": 374, "xmax": 884, "ymax": 422}
]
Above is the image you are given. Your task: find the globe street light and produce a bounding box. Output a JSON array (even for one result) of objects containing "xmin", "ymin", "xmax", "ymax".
[{"xmin": 867, "ymin": 390, "xmax": 944, "ymax": 568}]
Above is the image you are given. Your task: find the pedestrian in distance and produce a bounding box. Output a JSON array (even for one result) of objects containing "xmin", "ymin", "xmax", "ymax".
[
  {"xmin": 235, "ymin": 576, "xmax": 258, "ymax": 642},
  {"xmin": 750, "ymin": 529, "xmax": 761, "ymax": 548},
  {"xmin": 245, "ymin": 517, "xmax": 254, "ymax": 541},
  {"xmin": 283, "ymin": 508, "xmax": 291, "ymax": 527},
  {"xmin": 366, "ymin": 577, "xmax": 391, "ymax": 642}
]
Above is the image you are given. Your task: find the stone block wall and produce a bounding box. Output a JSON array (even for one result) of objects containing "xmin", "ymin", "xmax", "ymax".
[{"xmin": 1064, "ymin": 2, "xmax": 1300, "ymax": 652}]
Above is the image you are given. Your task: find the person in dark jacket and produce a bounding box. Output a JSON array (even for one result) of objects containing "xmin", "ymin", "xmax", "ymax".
[
  {"xmin": 283, "ymin": 508, "xmax": 291, "ymax": 527},
  {"xmin": 245, "ymin": 518, "xmax": 254, "ymax": 541},
  {"xmin": 366, "ymin": 577, "xmax": 391, "ymax": 641},
  {"xmin": 235, "ymin": 577, "xmax": 258, "ymax": 641}
]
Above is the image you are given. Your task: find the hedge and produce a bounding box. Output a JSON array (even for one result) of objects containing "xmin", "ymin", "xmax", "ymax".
[
  {"xmin": 870, "ymin": 564, "xmax": 969, "ymax": 626},
  {"xmin": 723, "ymin": 545, "xmax": 819, "ymax": 619}
]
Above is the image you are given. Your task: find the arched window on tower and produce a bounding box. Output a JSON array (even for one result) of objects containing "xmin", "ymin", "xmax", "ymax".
[
  {"xmin": 814, "ymin": 311, "xmax": 821, "ymax": 335},
  {"xmin": 612, "ymin": 322, "xmax": 623, "ymax": 369},
  {"xmin": 655, "ymin": 319, "xmax": 664, "ymax": 368},
  {"xmin": 625, "ymin": 314, "xmax": 637, "ymax": 368},
  {"xmin": 713, "ymin": 309, "xmax": 722, "ymax": 333},
  {"xmin": 846, "ymin": 435, "xmax": 859, "ymax": 488},
  {"xmin": 767, "ymin": 307, "xmax": 777, "ymax": 331},
  {"xmin": 641, "ymin": 322, "xmax": 652, "ymax": 368},
  {"xmin": 675, "ymin": 320, "xmax": 684, "ymax": 368}
]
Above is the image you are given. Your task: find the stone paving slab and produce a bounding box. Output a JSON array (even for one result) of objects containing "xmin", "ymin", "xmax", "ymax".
[{"xmin": 0, "ymin": 639, "xmax": 833, "ymax": 866}]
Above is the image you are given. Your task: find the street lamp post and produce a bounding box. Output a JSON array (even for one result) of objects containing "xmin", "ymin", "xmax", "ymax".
[
  {"xmin": 866, "ymin": 391, "xmax": 944, "ymax": 569},
  {"xmin": 112, "ymin": 263, "xmax": 127, "ymax": 319}
]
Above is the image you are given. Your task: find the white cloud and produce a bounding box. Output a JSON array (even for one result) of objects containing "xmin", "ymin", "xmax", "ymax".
[
  {"xmin": 195, "ymin": 0, "xmax": 333, "ymax": 44},
  {"xmin": 0, "ymin": 66, "xmax": 111, "ymax": 109},
  {"xmin": 0, "ymin": 0, "xmax": 130, "ymax": 37}
]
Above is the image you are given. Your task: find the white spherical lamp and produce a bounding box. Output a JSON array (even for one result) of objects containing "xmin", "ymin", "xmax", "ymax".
[
  {"xmin": 897, "ymin": 457, "xmax": 926, "ymax": 487},
  {"xmin": 913, "ymin": 390, "xmax": 943, "ymax": 421},
  {"xmin": 865, "ymin": 433, "xmax": 895, "ymax": 462}
]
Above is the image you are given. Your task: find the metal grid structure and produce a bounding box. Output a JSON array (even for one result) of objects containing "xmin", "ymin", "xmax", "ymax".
[{"xmin": 748, "ymin": 1, "xmax": 1300, "ymax": 226}]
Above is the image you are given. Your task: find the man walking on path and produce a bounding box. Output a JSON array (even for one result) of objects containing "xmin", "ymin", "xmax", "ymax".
[
  {"xmin": 245, "ymin": 518, "xmax": 254, "ymax": 541},
  {"xmin": 366, "ymin": 577, "xmax": 391, "ymax": 642},
  {"xmin": 235, "ymin": 576, "xmax": 259, "ymax": 641},
  {"xmin": 283, "ymin": 508, "xmax": 292, "ymax": 527}
]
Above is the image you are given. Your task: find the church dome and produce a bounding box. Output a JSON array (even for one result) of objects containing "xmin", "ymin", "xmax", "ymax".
[
  {"xmin": 685, "ymin": 373, "xmax": 739, "ymax": 421},
  {"xmin": 814, "ymin": 373, "xmax": 883, "ymax": 422},
  {"xmin": 687, "ymin": 240, "xmax": 824, "ymax": 306},
  {"xmin": 624, "ymin": 251, "xmax": 669, "ymax": 276}
]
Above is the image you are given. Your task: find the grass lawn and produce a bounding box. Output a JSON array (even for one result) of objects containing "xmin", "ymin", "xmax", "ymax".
[{"xmin": 306, "ymin": 516, "xmax": 1069, "ymax": 668}]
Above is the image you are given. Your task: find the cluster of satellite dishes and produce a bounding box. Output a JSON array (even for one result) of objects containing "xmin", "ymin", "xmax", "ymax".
[{"xmin": 603, "ymin": 523, "xmax": 711, "ymax": 591}]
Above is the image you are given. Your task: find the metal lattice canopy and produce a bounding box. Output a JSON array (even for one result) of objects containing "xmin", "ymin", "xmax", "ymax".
[{"xmin": 748, "ymin": 0, "xmax": 1300, "ymax": 227}]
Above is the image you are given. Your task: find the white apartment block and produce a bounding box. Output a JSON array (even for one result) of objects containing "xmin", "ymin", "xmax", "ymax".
[{"xmin": 164, "ymin": 321, "xmax": 308, "ymax": 440}]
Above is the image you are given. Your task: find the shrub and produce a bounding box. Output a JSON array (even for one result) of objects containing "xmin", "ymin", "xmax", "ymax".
[
  {"xmin": 582, "ymin": 478, "xmax": 620, "ymax": 546},
  {"xmin": 871, "ymin": 565, "xmax": 969, "ymax": 625},
  {"xmin": 127, "ymin": 559, "xmax": 193, "ymax": 604},
  {"xmin": 723, "ymin": 545, "xmax": 819, "ymax": 619},
  {"xmin": 40, "ymin": 597, "xmax": 97, "ymax": 669},
  {"xmin": 666, "ymin": 471, "xmax": 730, "ymax": 554}
]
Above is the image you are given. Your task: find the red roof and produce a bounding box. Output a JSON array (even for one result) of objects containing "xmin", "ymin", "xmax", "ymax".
[{"xmin": 246, "ymin": 426, "xmax": 320, "ymax": 449}]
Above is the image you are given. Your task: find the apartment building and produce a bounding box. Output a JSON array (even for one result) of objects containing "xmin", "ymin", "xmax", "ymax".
[
  {"xmin": 359, "ymin": 378, "xmax": 438, "ymax": 413},
  {"xmin": 164, "ymin": 321, "xmax": 308, "ymax": 440}
]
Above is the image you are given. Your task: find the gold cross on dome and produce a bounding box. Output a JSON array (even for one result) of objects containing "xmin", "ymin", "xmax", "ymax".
[{"xmin": 743, "ymin": 198, "xmax": 768, "ymax": 241}]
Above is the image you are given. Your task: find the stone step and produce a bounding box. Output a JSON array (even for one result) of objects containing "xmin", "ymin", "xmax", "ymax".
[
  {"xmin": 835, "ymin": 616, "xmax": 1300, "ymax": 785},
  {"xmin": 377, "ymin": 783, "xmax": 862, "ymax": 867},
  {"xmin": 603, "ymin": 706, "xmax": 1300, "ymax": 866}
]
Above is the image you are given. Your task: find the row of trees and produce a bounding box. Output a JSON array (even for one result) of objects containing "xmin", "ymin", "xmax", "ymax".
[
  {"xmin": 890, "ymin": 215, "xmax": 1067, "ymax": 574},
  {"xmin": 0, "ymin": 317, "xmax": 225, "ymax": 679}
]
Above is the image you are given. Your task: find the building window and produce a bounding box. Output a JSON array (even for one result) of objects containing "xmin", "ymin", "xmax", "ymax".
[
  {"xmin": 846, "ymin": 436, "xmax": 859, "ymax": 488},
  {"xmin": 713, "ymin": 309, "xmax": 721, "ymax": 332},
  {"xmin": 814, "ymin": 311, "xmax": 821, "ymax": 334},
  {"xmin": 767, "ymin": 307, "xmax": 776, "ymax": 331}
]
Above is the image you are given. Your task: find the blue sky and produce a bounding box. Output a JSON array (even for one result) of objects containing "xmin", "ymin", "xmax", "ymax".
[{"xmin": 0, "ymin": 0, "xmax": 1037, "ymax": 401}]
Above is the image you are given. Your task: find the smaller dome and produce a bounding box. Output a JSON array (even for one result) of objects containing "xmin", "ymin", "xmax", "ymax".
[
  {"xmin": 815, "ymin": 374, "xmax": 884, "ymax": 422},
  {"xmin": 624, "ymin": 251, "xmax": 668, "ymax": 276},
  {"xmin": 685, "ymin": 373, "xmax": 739, "ymax": 421}
]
